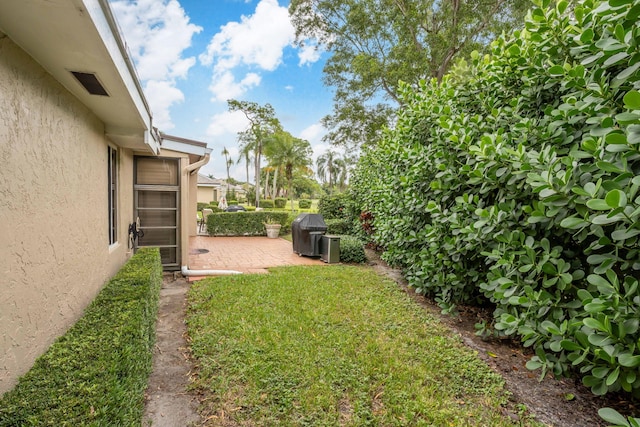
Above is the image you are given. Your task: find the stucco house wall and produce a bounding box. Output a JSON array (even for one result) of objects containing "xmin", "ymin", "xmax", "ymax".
[
  {"xmin": 198, "ymin": 186, "xmax": 217, "ymax": 204},
  {"xmin": 0, "ymin": 34, "xmax": 136, "ymax": 394}
]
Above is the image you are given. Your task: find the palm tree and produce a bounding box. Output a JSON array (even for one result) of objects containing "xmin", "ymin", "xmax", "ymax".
[
  {"xmin": 269, "ymin": 131, "xmax": 312, "ymax": 211},
  {"xmin": 237, "ymin": 138, "xmax": 253, "ymax": 191},
  {"xmin": 316, "ymin": 149, "xmax": 345, "ymax": 192},
  {"xmin": 221, "ymin": 147, "xmax": 234, "ymax": 194}
]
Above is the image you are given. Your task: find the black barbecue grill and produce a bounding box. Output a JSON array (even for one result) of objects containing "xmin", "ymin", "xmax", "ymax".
[{"xmin": 291, "ymin": 213, "xmax": 327, "ymax": 257}]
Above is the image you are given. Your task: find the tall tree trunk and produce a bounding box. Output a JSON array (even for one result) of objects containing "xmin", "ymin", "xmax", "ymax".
[
  {"xmin": 272, "ymin": 168, "xmax": 279, "ymax": 200},
  {"xmin": 264, "ymin": 170, "xmax": 271, "ymax": 199},
  {"xmin": 254, "ymin": 146, "xmax": 261, "ymax": 207}
]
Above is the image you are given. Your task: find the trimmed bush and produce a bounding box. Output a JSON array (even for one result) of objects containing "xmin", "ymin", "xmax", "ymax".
[
  {"xmin": 227, "ymin": 200, "xmax": 238, "ymax": 206},
  {"xmin": 207, "ymin": 211, "xmax": 289, "ymax": 236},
  {"xmin": 298, "ymin": 199, "xmax": 312, "ymax": 209},
  {"xmin": 197, "ymin": 202, "xmax": 208, "ymax": 211},
  {"xmin": 274, "ymin": 198, "xmax": 287, "ymax": 208},
  {"xmin": 325, "ymin": 218, "xmax": 352, "ymax": 235},
  {"xmin": 338, "ymin": 235, "xmax": 366, "ymax": 264},
  {"xmin": 207, "ymin": 205, "xmax": 223, "ymax": 213},
  {"xmin": 259, "ymin": 199, "xmax": 275, "ymax": 209},
  {"xmin": 0, "ymin": 248, "xmax": 162, "ymax": 425}
]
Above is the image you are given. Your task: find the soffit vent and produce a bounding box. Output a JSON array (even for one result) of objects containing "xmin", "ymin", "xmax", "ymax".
[{"xmin": 70, "ymin": 71, "xmax": 109, "ymax": 96}]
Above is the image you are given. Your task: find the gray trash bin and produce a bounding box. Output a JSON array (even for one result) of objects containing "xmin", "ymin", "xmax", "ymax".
[
  {"xmin": 292, "ymin": 213, "xmax": 327, "ymax": 256},
  {"xmin": 320, "ymin": 235, "xmax": 340, "ymax": 263}
]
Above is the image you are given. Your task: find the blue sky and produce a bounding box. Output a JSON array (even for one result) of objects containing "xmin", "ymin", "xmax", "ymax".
[{"xmin": 109, "ymin": 0, "xmax": 335, "ymax": 181}]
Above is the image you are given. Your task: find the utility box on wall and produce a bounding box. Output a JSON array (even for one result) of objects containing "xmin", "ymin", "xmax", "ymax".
[{"xmin": 320, "ymin": 235, "xmax": 340, "ymax": 264}]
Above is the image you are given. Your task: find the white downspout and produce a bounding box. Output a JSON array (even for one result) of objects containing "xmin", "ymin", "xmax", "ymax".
[
  {"xmin": 186, "ymin": 153, "xmax": 210, "ymax": 175},
  {"xmin": 182, "ymin": 152, "xmax": 241, "ymax": 276},
  {"xmin": 181, "ymin": 265, "xmax": 242, "ymax": 277}
]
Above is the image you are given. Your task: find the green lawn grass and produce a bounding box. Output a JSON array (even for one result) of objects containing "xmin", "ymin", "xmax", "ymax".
[{"xmin": 186, "ymin": 265, "xmax": 539, "ymax": 426}]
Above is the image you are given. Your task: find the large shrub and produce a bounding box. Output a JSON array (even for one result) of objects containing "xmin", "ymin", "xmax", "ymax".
[
  {"xmin": 275, "ymin": 198, "xmax": 287, "ymax": 208},
  {"xmin": 351, "ymin": 0, "xmax": 640, "ymax": 397}
]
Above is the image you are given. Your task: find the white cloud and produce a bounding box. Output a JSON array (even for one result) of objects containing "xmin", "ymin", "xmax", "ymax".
[
  {"xmin": 144, "ymin": 80, "xmax": 185, "ymax": 130},
  {"xmin": 110, "ymin": 0, "xmax": 201, "ymax": 129},
  {"xmin": 199, "ymin": 0, "xmax": 294, "ymax": 72},
  {"xmin": 299, "ymin": 123, "xmax": 325, "ymax": 144},
  {"xmin": 298, "ymin": 42, "xmax": 322, "ymax": 66},
  {"xmin": 206, "ymin": 110, "xmax": 250, "ymax": 137},
  {"xmin": 199, "ymin": 0, "xmax": 322, "ymax": 101},
  {"xmin": 208, "ymin": 71, "xmax": 262, "ymax": 102}
]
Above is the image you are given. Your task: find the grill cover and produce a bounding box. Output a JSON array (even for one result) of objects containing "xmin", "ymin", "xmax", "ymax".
[{"xmin": 292, "ymin": 213, "xmax": 327, "ymax": 256}]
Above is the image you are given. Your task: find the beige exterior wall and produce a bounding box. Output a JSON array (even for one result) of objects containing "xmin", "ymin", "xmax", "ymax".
[
  {"xmin": 198, "ymin": 186, "xmax": 217, "ymax": 204},
  {"xmin": 0, "ymin": 34, "xmax": 135, "ymax": 394}
]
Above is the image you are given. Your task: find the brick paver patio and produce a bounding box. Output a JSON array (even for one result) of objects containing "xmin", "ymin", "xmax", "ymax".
[{"xmin": 187, "ymin": 236, "xmax": 324, "ymax": 277}]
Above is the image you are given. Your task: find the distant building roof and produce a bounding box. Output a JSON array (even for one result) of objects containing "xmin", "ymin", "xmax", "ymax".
[{"xmin": 198, "ymin": 174, "xmax": 223, "ymax": 187}]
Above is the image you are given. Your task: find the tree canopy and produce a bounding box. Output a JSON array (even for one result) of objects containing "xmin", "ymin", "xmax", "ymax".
[
  {"xmin": 289, "ymin": 0, "xmax": 530, "ymax": 149},
  {"xmin": 228, "ymin": 99, "xmax": 281, "ymax": 207}
]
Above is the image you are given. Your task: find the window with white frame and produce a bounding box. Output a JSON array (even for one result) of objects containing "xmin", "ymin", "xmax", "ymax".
[{"xmin": 108, "ymin": 146, "xmax": 118, "ymax": 245}]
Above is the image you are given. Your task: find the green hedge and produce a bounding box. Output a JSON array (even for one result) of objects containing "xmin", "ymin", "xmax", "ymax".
[
  {"xmin": 259, "ymin": 199, "xmax": 275, "ymax": 208},
  {"xmin": 338, "ymin": 235, "xmax": 367, "ymax": 264},
  {"xmin": 318, "ymin": 193, "xmax": 351, "ymax": 219},
  {"xmin": 274, "ymin": 198, "xmax": 287, "ymax": 208},
  {"xmin": 351, "ymin": 0, "xmax": 640, "ymax": 397},
  {"xmin": 0, "ymin": 248, "xmax": 162, "ymax": 425},
  {"xmin": 298, "ymin": 199, "xmax": 312, "ymax": 209},
  {"xmin": 325, "ymin": 218, "xmax": 352, "ymax": 235},
  {"xmin": 207, "ymin": 211, "xmax": 289, "ymax": 236}
]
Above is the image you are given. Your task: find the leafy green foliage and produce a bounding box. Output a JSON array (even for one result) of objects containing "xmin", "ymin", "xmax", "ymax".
[
  {"xmin": 298, "ymin": 199, "xmax": 312, "ymax": 209},
  {"xmin": 0, "ymin": 248, "xmax": 162, "ymax": 425},
  {"xmin": 289, "ymin": 0, "xmax": 529, "ymax": 149},
  {"xmin": 275, "ymin": 197, "xmax": 287, "ymax": 208},
  {"xmin": 318, "ymin": 193, "xmax": 351, "ymax": 219},
  {"xmin": 260, "ymin": 199, "xmax": 275, "ymax": 209},
  {"xmin": 599, "ymin": 407, "xmax": 640, "ymax": 427},
  {"xmin": 207, "ymin": 211, "xmax": 289, "ymax": 236},
  {"xmin": 325, "ymin": 218, "xmax": 353, "ymax": 235},
  {"xmin": 351, "ymin": 0, "xmax": 640, "ymax": 397},
  {"xmin": 337, "ymin": 235, "xmax": 367, "ymax": 263}
]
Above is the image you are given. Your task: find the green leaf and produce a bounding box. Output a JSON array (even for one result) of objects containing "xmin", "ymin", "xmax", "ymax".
[
  {"xmin": 596, "ymin": 161, "xmax": 624, "ymax": 173},
  {"xmin": 606, "ymin": 132, "xmax": 627, "ymax": 145},
  {"xmin": 549, "ymin": 65, "xmax": 564, "ymax": 76},
  {"xmin": 624, "ymin": 90, "xmax": 640, "ymax": 110},
  {"xmin": 560, "ymin": 217, "xmax": 588, "ymax": 229},
  {"xmin": 584, "ymin": 317, "xmax": 606, "ymax": 331},
  {"xmin": 560, "ymin": 340, "xmax": 582, "ymax": 351},
  {"xmin": 580, "ymin": 28, "xmax": 594, "ymax": 43},
  {"xmin": 604, "ymin": 51, "xmax": 629, "ymax": 67},
  {"xmin": 611, "ymin": 228, "xmax": 640, "ymax": 240},
  {"xmin": 587, "ymin": 199, "xmax": 611, "ymax": 210},
  {"xmin": 598, "ymin": 407, "xmax": 630, "ymax": 426},
  {"xmin": 616, "ymin": 112, "xmax": 640, "ymax": 124},
  {"xmin": 619, "ymin": 353, "xmax": 640, "ymax": 367},
  {"xmin": 587, "ymin": 274, "xmax": 612, "ymax": 288},
  {"xmin": 609, "ymin": 0, "xmax": 633, "ymax": 6},
  {"xmin": 605, "ymin": 189, "xmax": 627, "ymax": 208}
]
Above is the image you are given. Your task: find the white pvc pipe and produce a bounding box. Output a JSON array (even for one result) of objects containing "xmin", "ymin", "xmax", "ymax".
[{"xmin": 181, "ymin": 265, "xmax": 242, "ymax": 277}]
